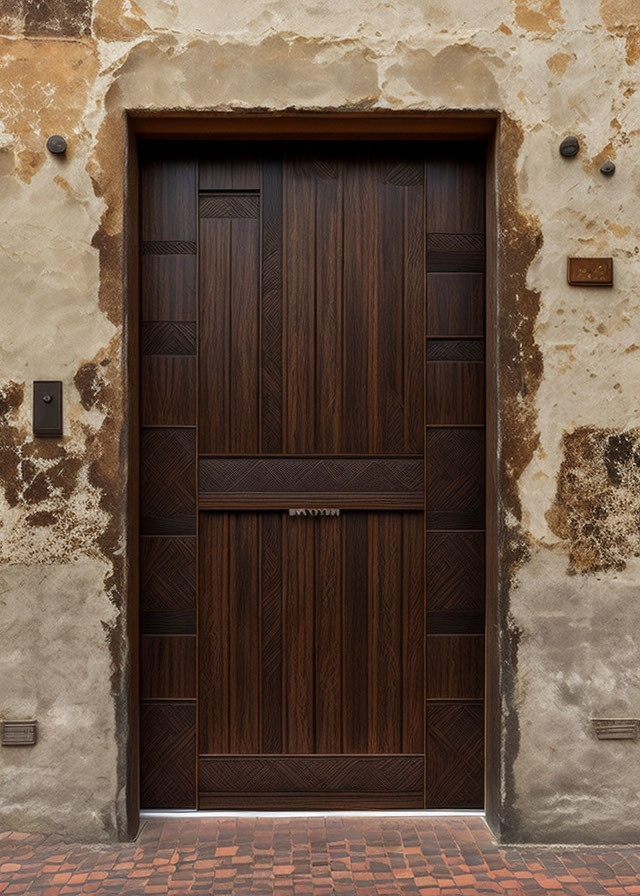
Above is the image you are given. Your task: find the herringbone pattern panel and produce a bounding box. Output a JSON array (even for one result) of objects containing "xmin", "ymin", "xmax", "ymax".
[
  {"xmin": 142, "ymin": 321, "xmax": 196, "ymax": 355},
  {"xmin": 200, "ymin": 193, "xmax": 259, "ymax": 218},
  {"xmin": 199, "ymin": 456, "xmax": 422, "ymax": 494},
  {"xmin": 141, "ymin": 240, "xmax": 196, "ymax": 255},
  {"xmin": 140, "ymin": 702, "xmax": 196, "ymax": 809},
  {"xmin": 198, "ymin": 755, "xmax": 423, "ymax": 794},
  {"xmin": 141, "ymin": 428, "xmax": 195, "ymax": 518},
  {"xmin": 427, "ymin": 532, "xmax": 484, "ymax": 612},
  {"xmin": 426, "ymin": 701, "xmax": 484, "ymax": 809},
  {"xmin": 427, "ymin": 429, "xmax": 483, "ymax": 528}
]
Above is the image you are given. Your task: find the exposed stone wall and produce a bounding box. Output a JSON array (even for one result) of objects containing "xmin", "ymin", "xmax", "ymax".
[{"xmin": 0, "ymin": 0, "xmax": 639, "ymax": 843}]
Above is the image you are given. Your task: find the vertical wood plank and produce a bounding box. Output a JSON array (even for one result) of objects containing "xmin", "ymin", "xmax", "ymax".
[
  {"xmin": 261, "ymin": 158, "xmax": 284, "ymax": 453},
  {"xmin": 229, "ymin": 218, "xmax": 260, "ymax": 452},
  {"xmin": 260, "ymin": 513, "xmax": 283, "ymax": 753},
  {"xmin": 403, "ymin": 512, "xmax": 424, "ymax": 752},
  {"xmin": 315, "ymin": 156, "xmax": 343, "ymax": 453},
  {"xmin": 229, "ymin": 513, "xmax": 260, "ymax": 752},
  {"xmin": 314, "ymin": 516, "xmax": 342, "ymax": 752},
  {"xmin": 404, "ymin": 178, "xmax": 426, "ymax": 453},
  {"xmin": 368, "ymin": 513, "xmax": 402, "ymax": 753},
  {"xmin": 198, "ymin": 513, "xmax": 229, "ymax": 753},
  {"xmin": 342, "ymin": 512, "xmax": 369, "ymax": 753},
  {"xmin": 141, "ymin": 158, "xmax": 197, "ymax": 241},
  {"xmin": 376, "ymin": 171, "xmax": 404, "ymax": 453},
  {"xmin": 283, "ymin": 517, "xmax": 315, "ymax": 752},
  {"xmin": 199, "ymin": 218, "xmax": 230, "ymax": 453},
  {"xmin": 284, "ymin": 156, "xmax": 316, "ymax": 453},
  {"xmin": 343, "ymin": 156, "xmax": 376, "ymax": 453}
]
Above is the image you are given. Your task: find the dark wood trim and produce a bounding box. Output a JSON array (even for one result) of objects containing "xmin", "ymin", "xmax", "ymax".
[
  {"xmin": 127, "ymin": 113, "xmax": 500, "ymax": 831},
  {"xmin": 484, "ymin": 121, "xmax": 500, "ymax": 833},
  {"xmin": 131, "ymin": 112, "xmax": 498, "ymax": 141},
  {"xmin": 199, "ymin": 793, "xmax": 425, "ymax": 809},
  {"xmin": 124, "ymin": 118, "xmax": 140, "ymax": 840}
]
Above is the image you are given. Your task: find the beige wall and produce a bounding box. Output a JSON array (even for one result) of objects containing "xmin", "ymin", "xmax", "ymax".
[{"xmin": 1, "ymin": 0, "xmax": 639, "ymax": 842}]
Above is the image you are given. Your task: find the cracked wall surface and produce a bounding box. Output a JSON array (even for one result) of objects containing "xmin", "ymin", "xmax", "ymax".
[{"xmin": 1, "ymin": 0, "xmax": 639, "ymax": 843}]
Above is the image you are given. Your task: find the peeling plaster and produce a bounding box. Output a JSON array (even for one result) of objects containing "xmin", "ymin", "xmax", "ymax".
[{"xmin": 0, "ymin": 0, "xmax": 639, "ymax": 844}]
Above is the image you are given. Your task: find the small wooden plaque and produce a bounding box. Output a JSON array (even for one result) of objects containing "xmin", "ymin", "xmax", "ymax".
[{"xmin": 567, "ymin": 257, "xmax": 613, "ymax": 287}]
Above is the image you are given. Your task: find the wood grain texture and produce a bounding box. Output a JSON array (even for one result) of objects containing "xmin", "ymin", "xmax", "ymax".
[
  {"xmin": 142, "ymin": 321, "xmax": 196, "ymax": 355},
  {"xmin": 140, "ymin": 428, "xmax": 195, "ymax": 534},
  {"xmin": 427, "ymin": 532, "xmax": 484, "ymax": 614},
  {"xmin": 426, "ymin": 361, "xmax": 484, "ymax": 425},
  {"xmin": 141, "ymin": 255, "xmax": 196, "ymax": 321},
  {"xmin": 138, "ymin": 142, "xmax": 489, "ymax": 811},
  {"xmin": 141, "ymin": 636, "xmax": 196, "ymax": 699},
  {"xmin": 261, "ymin": 158, "xmax": 284, "ymax": 453},
  {"xmin": 198, "ymin": 456, "xmax": 423, "ymax": 510},
  {"xmin": 198, "ymin": 755, "xmax": 423, "ymax": 792},
  {"xmin": 426, "ymin": 340, "xmax": 484, "ymax": 362},
  {"xmin": 141, "ymin": 158, "xmax": 197, "ymax": 241},
  {"xmin": 426, "ymin": 635, "xmax": 484, "ymax": 699},
  {"xmin": 140, "ymin": 536, "xmax": 196, "ymax": 635},
  {"xmin": 426, "ymin": 273, "xmax": 484, "ymax": 337},
  {"xmin": 200, "ymin": 193, "xmax": 259, "ymax": 218},
  {"xmin": 426, "ymin": 428, "xmax": 484, "ymax": 530},
  {"xmin": 199, "ymin": 153, "xmax": 261, "ymax": 191},
  {"xmin": 141, "ymin": 356, "xmax": 196, "ymax": 426},
  {"xmin": 199, "ymin": 793, "xmax": 424, "ymax": 810},
  {"xmin": 199, "ymin": 212, "xmax": 260, "ymax": 453},
  {"xmin": 426, "ymin": 701, "xmax": 484, "ymax": 809},
  {"xmin": 140, "ymin": 701, "xmax": 196, "ymax": 809},
  {"xmin": 426, "ymin": 148, "xmax": 485, "ymax": 234}
]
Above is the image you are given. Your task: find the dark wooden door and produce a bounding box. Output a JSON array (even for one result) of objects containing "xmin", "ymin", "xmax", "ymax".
[{"xmin": 138, "ymin": 141, "xmax": 486, "ymax": 810}]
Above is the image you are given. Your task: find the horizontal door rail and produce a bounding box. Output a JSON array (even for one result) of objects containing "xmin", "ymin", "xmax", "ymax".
[{"xmin": 198, "ymin": 456, "xmax": 424, "ymax": 510}]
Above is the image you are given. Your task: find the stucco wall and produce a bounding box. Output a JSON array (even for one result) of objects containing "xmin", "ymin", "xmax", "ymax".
[{"xmin": 1, "ymin": 0, "xmax": 639, "ymax": 843}]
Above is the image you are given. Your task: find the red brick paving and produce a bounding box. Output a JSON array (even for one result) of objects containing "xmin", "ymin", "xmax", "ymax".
[{"xmin": 1, "ymin": 816, "xmax": 639, "ymax": 894}]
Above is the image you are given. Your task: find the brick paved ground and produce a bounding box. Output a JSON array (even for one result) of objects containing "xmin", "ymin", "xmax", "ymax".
[{"xmin": 1, "ymin": 815, "xmax": 640, "ymax": 895}]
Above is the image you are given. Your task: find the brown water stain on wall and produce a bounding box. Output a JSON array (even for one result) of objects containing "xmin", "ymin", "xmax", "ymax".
[
  {"xmin": 512, "ymin": 0, "xmax": 564, "ymax": 34},
  {"xmin": 547, "ymin": 427, "xmax": 640, "ymax": 574},
  {"xmin": 498, "ymin": 116, "xmax": 543, "ymax": 579}
]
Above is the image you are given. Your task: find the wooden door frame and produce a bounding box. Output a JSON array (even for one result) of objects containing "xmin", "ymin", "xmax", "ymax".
[{"xmin": 124, "ymin": 111, "xmax": 500, "ymax": 839}]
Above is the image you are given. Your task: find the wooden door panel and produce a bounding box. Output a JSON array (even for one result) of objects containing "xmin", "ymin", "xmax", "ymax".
[
  {"xmin": 140, "ymin": 142, "xmax": 487, "ymax": 811},
  {"xmin": 198, "ymin": 511, "xmax": 424, "ymax": 759}
]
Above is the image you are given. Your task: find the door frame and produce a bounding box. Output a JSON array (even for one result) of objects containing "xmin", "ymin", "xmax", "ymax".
[{"xmin": 124, "ymin": 111, "xmax": 500, "ymax": 838}]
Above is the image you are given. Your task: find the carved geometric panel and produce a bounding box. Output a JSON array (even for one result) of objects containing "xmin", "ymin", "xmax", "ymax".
[
  {"xmin": 141, "ymin": 536, "xmax": 196, "ymax": 634},
  {"xmin": 426, "ymin": 339, "xmax": 484, "ymax": 361},
  {"xmin": 427, "ymin": 429, "xmax": 484, "ymax": 529},
  {"xmin": 198, "ymin": 456, "xmax": 423, "ymax": 509},
  {"xmin": 141, "ymin": 428, "xmax": 195, "ymax": 534},
  {"xmin": 141, "ymin": 240, "xmax": 197, "ymax": 255},
  {"xmin": 200, "ymin": 193, "xmax": 260, "ymax": 218},
  {"xmin": 198, "ymin": 755, "xmax": 424, "ymax": 793},
  {"xmin": 427, "ymin": 233, "xmax": 484, "ymax": 272},
  {"xmin": 140, "ymin": 701, "xmax": 196, "ymax": 809},
  {"xmin": 427, "ymin": 532, "xmax": 484, "ymax": 613},
  {"xmin": 385, "ymin": 161, "xmax": 423, "ymax": 186},
  {"xmin": 426, "ymin": 701, "xmax": 484, "ymax": 809},
  {"xmin": 142, "ymin": 322, "xmax": 196, "ymax": 355}
]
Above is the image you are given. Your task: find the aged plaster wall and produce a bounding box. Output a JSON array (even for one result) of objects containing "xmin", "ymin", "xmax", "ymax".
[{"xmin": 0, "ymin": 0, "xmax": 639, "ymax": 843}]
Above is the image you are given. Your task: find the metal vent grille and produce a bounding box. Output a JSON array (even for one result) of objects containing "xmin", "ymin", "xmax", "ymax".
[{"xmin": 1, "ymin": 720, "xmax": 37, "ymax": 746}]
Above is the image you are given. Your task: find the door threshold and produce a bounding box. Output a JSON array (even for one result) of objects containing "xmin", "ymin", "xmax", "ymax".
[{"xmin": 141, "ymin": 809, "xmax": 486, "ymax": 819}]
